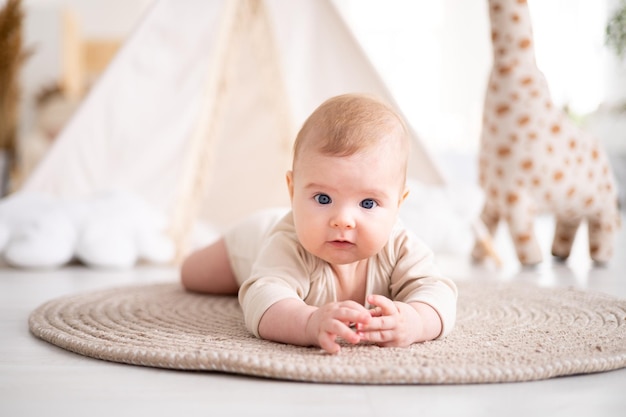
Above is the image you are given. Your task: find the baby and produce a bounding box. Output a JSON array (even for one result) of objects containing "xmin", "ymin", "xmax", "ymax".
[{"xmin": 181, "ymin": 93, "xmax": 457, "ymax": 354}]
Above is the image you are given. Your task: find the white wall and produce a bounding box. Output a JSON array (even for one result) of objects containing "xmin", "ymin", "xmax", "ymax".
[{"xmin": 333, "ymin": 0, "xmax": 489, "ymax": 153}]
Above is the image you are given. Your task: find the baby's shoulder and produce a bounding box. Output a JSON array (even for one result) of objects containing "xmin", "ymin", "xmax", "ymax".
[{"xmin": 379, "ymin": 223, "xmax": 433, "ymax": 263}]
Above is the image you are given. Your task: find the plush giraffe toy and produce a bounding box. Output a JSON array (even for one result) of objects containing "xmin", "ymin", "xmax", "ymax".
[{"xmin": 473, "ymin": 0, "xmax": 621, "ymax": 266}]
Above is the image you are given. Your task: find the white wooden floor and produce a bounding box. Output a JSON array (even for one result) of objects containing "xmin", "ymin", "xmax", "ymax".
[{"xmin": 1, "ymin": 215, "xmax": 625, "ymax": 417}]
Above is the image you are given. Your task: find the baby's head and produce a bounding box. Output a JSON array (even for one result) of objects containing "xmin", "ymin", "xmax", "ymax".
[
  {"xmin": 287, "ymin": 94, "xmax": 411, "ymax": 265},
  {"xmin": 292, "ymin": 93, "xmax": 410, "ymax": 183}
]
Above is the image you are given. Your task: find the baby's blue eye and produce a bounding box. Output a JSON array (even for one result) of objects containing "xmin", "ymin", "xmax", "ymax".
[
  {"xmin": 315, "ymin": 194, "xmax": 332, "ymax": 205},
  {"xmin": 360, "ymin": 199, "xmax": 377, "ymax": 209}
]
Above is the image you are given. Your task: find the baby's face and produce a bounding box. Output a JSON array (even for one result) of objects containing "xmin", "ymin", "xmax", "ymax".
[{"xmin": 287, "ymin": 143, "xmax": 407, "ymax": 266}]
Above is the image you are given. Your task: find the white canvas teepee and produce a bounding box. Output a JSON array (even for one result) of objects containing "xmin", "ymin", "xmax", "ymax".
[
  {"xmin": 6, "ymin": 0, "xmax": 495, "ymax": 269},
  {"xmin": 20, "ymin": 0, "xmax": 446, "ymax": 252}
]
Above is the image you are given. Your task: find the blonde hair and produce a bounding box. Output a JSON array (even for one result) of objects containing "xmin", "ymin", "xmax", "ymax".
[{"xmin": 292, "ymin": 93, "xmax": 410, "ymax": 168}]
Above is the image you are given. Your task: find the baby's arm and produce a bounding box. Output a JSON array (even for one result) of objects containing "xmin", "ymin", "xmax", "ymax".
[
  {"xmin": 377, "ymin": 227, "xmax": 458, "ymax": 345},
  {"xmin": 356, "ymin": 295, "xmax": 442, "ymax": 347},
  {"xmin": 258, "ymin": 298, "xmax": 372, "ymax": 354}
]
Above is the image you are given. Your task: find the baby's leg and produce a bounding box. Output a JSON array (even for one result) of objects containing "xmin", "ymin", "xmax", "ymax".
[{"xmin": 180, "ymin": 238, "xmax": 239, "ymax": 294}]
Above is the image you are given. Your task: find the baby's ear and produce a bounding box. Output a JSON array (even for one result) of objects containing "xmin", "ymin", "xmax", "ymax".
[
  {"xmin": 286, "ymin": 171, "xmax": 294, "ymax": 201},
  {"xmin": 399, "ymin": 187, "xmax": 410, "ymax": 207}
]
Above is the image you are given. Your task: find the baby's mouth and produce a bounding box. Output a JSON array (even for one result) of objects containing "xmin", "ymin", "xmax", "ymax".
[{"xmin": 329, "ymin": 239, "xmax": 354, "ymax": 248}]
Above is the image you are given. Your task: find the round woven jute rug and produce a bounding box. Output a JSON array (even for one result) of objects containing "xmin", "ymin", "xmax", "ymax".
[{"xmin": 29, "ymin": 281, "xmax": 626, "ymax": 384}]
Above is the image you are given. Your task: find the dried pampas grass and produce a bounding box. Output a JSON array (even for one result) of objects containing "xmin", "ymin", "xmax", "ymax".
[{"xmin": 0, "ymin": 0, "xmax": 27, "ymax": 155}]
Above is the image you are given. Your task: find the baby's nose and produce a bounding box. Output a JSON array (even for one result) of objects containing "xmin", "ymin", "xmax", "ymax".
[{"xmin": 330, "ymin": 208, "xmax": 356, "ymax": 229}]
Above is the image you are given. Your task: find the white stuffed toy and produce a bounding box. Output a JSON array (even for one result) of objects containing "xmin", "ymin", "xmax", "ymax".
[
  {"xmin": 0, "ymin": 193, "xmax": 77, "ymax": 268},
  {"xmin": 0, "ymin": 190, "xmax": 175, "ymax": 269},
  {"xmin": 473, "ymin": 0, "xmax": 621, "ymax": 265}
]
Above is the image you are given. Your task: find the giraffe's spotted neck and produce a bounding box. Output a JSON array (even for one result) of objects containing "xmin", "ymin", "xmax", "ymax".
[{"xmin": 487, "ymin": 0, "xmax": 537, "ymax": 68}]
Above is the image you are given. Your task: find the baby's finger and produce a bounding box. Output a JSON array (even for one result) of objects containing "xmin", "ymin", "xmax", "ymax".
[
  {"xmin": 334, "ymin": 306, "xmax": 371, "ymax": 326},
  {"xmin": 323, "ymin": 319, "xmax": 361, "ymax": 348},
  {"xmin": 358, "ymin": 328, "xmax": 394, "ymax": 344},
  {"xmin": 369, "ymin": 306, "xmax": 383, "ymax": 317},
  {"xmin": 337, "ymin": 325, "xmax": 361, "ymax": 345},
  {"xmin": 367, "ymin": 294, "xmax": 399, "ymax": 316},
  {"xmin": 318, "ymin": 332, "xmax": 341, "ymax": 354},
  {"xmin": 361, "ymin": 313, "xmax": 397, "ymax": 332}
]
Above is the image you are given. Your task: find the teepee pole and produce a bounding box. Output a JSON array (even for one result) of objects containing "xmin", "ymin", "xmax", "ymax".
[
  {"xmin": 169, "ymin": 0, "xmax": 296, "ymax": 262},
  {"xmin": 247, "ymin": 0, "xmax": 294, "ymax": 153},
  {"xmin": 168, "ymin": 0, "xmax": 242, "ymax": 262}
]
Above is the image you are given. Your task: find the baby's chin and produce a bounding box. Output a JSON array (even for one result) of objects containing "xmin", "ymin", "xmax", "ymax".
[{"xmin": 313, "ymin": 247, "xmax": 378, "ymax": 266}]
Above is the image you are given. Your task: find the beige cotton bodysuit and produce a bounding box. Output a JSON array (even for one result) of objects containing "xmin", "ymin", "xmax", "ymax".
[{"xmin": 224, "ymin": 209, "xmax": 458, "ymax": 339}]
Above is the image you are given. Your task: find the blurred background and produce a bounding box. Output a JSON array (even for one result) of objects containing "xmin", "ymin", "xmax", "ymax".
[
  {"xmin": 0, "ymin": 0, "xmax": 624, "ymax": 268},
  {"xmin": 17, "ymin": 0, "xmax": 150, "ymax": 132},
  {"xmin": 8, "ymin": 0, "xmax": 625, "ymax": 184}
]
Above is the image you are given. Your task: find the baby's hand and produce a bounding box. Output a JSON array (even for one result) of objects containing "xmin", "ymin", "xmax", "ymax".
[
  {"xmin": 305, "ymin": 301, "xmax": 371, "ymax": 354},
  {"xmin": 357, "ymin": 295, "xmax": 422, "ymax": 348}
]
